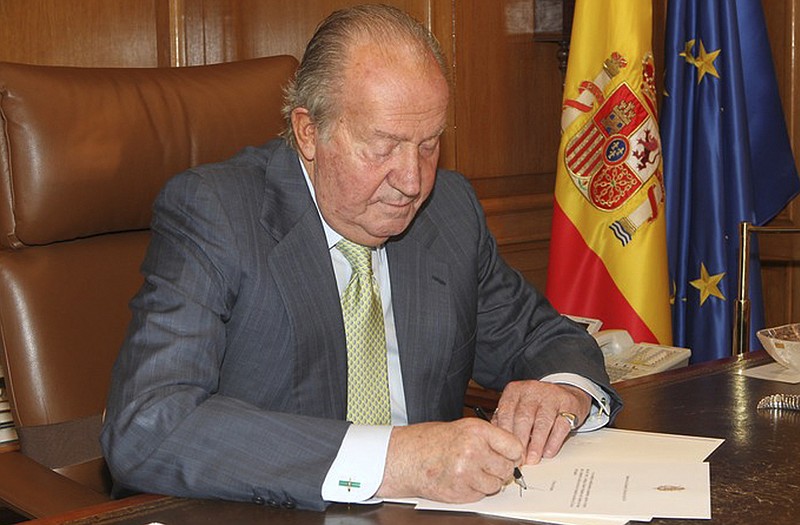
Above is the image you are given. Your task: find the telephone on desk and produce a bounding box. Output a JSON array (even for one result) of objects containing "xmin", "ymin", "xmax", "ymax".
[{"xmin": 566, "ymin": 315, "xmax": 692, "ymax": 383}]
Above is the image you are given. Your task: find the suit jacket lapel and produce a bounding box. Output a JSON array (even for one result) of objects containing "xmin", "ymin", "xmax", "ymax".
[
  {"xmin": 260, "ymin": 147, "xmax": 347, "ymax": 420},
  {"xmin": 255, "ymin": 143, "xmax": 456, "ymax": 424},
  {"xmin": 387, "ymin": 213, "xmax": 453, "ymax": 424}
]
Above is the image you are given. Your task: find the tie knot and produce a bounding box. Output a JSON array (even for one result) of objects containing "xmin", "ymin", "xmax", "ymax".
[{"xmin": 337, "ymin": 239, "xmax": 373, "ymax": 275}]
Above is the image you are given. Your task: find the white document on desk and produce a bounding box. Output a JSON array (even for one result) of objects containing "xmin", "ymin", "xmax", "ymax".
[
  {"xmin": 411, "ymin": 428, "xmax": 720, "ymax": 523},
  {"xmin": 740, "ymin": 361, "xmax": 800, "ymax": 383},
  {"xmin": 416, "ymin": 460, "xmax": 711, "ymax": 520},
  {"xmin": 554, "ymin": 427, "xmax": 723, "ymax": 463}
]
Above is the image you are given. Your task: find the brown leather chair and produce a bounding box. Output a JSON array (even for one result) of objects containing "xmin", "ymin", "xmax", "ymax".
[{"xmin": 0, "ymin": 55, "xmax": 298, "ymax": 519}]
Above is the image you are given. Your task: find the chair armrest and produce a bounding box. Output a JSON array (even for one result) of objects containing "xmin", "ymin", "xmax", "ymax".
[{"xmin": 0, "ymin": 450, "xmax": 110, "ymax": 518}]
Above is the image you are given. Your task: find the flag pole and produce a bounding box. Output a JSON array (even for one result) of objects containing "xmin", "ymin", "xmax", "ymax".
[
  {"xmin": 733, "ymin": 222, "xmax": 752, "ymax": 356},
  {"xmin": 733, "ymin": 221, "xmax": 800, "ymax": 356}
]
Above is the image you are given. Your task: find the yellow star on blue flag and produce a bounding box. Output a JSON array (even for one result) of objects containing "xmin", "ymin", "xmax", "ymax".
[
  {"xmin": 679, "ymin": 39, "xmax": 721, "ymax": 84},
  {"xmin": 689, "ymin": 262, "xmax": 725, "ymax": 306}
]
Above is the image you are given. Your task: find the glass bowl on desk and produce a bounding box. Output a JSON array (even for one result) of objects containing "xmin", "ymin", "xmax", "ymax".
[{"xmin": 757, "ymin": 323, "xmax": 800, "ymax": 372}]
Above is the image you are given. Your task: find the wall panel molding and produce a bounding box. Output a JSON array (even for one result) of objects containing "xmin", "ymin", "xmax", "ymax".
[{"xmin": 155, "ymin": 0, "xmax": 188, "ymax": 67}]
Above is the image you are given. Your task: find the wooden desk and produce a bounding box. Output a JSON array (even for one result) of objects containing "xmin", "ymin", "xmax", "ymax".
[
  {"xmin": 26, "ymin": 352, "xmax": 800, "ymax": 524},
  {"xmin": 611, "ymin": 351, "xmax": 800, "ymax": 524}
]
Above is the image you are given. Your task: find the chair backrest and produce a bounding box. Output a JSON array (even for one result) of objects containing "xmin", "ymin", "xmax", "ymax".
[{"xmin": 0, "ymin": 56, "xmax": 298, "ymax": 494}]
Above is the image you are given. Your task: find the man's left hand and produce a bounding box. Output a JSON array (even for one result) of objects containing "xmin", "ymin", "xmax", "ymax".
[{"xmin": 493, "ymin": 381, "xmax": 591, "ymax": 465}]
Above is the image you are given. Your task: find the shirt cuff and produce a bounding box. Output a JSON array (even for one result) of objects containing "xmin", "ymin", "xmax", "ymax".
[
  {"xmin": 540, "ymin": 372, "xmax": 612, "ymax": 432},
  {"xmin": 321, "ymin": 424, "xmax": 392, "ymax": 503}
]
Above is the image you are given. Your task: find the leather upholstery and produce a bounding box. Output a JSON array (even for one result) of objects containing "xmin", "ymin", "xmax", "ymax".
[{"xmin": 0, "ymin": 55, "xmax": 297, "ymax": 517}]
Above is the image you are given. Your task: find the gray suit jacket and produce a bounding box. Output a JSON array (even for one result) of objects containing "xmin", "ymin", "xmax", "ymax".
[{"xmin": 101, "ymin": 139, "xmax": 620, "ymax": 510}]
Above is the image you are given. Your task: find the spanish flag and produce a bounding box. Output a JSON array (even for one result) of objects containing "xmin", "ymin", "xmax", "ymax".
[{"xmin": 546, "ymin": 0, "xmax": 671, "ymax": 345}]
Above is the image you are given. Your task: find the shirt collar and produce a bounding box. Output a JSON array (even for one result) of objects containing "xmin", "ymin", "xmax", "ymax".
[{"xmin": 299, "ymin": 157, "xmax": 342, "ymax": 250}]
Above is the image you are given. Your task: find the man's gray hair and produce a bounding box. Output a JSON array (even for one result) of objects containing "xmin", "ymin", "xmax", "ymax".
[{"xmin": 280, "ymin": 4, "xmax": 448, "ymax": 150}]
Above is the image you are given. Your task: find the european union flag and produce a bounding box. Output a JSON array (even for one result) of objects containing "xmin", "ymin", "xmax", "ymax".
[{"xmin": 662, "ymin": 0, "xmax": 800, "ymax": 363}]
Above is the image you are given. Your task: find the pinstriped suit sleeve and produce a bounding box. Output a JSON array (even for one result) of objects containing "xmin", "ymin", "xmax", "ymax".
[{"xmin": 412, "ymin": 170, "xmax": 622, "ymax": 420}]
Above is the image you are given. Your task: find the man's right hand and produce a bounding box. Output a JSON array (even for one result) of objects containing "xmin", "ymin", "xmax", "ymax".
[{"xmin": 375, "ymin": 418, "xmax": 523, "ymax": 502}]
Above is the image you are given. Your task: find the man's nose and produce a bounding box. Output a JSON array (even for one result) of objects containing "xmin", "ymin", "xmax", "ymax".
[{"xmin": 390, "ymin": 146, "xmax": 422, "ymax": 197}]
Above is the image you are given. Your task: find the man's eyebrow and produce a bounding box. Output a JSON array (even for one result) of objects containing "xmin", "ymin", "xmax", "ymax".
[
  {"xmin": 428, "ymin": 126, "xmax": 447, "ymax": 139},
  {"xmin": 372, "ymin": 127, "xmax": 446, "ymax": 142},
  {"xmin": 372, "ymin": 130, "xmax": 403, "ymax": 141}
]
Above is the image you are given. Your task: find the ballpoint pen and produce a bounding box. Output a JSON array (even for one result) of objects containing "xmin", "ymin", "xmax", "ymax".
[{"xmin": 472, "ymin": 406, "xmax": 527, "ymax": 490}]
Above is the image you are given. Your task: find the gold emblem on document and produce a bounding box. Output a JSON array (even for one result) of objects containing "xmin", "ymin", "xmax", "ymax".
[{"xmin": 655, "ymin": 485, "xmax": 686, "ymax": 492}]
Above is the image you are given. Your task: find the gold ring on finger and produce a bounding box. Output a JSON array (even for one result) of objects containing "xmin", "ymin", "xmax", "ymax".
[{"xmin": 558, "ymin": 411, "xmax": 579, "ymax": 431}]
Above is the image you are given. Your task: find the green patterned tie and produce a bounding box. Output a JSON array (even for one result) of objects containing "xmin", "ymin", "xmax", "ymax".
[{"xmin": 337, "ymin": 239, "xmax": 391, "ymax": 425}]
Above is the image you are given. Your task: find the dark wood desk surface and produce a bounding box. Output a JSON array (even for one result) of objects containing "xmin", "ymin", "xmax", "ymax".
[
  {"xmin": 611, "ymin": 351, "xmax": 800, "ymax": 525},
  {"xmin": 26, "ymin": 352, "xmax": 800, "ymax": 525}
]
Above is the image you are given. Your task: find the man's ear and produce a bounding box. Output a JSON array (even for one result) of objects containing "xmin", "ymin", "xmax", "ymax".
[{"xmin": 291, "ymin": 108, "xmax": 317, "ymax": 161}]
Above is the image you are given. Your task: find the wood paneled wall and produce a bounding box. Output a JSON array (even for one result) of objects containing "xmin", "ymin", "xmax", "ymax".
[
  {"xmin": 0, "ymin": 0, "xmax": 565, "ymax": 291},
  {"xmin": 759, "ymin": 0, "xmax": 800, "ymax": 328},
  {"xmin": 1, "ymin": 0, "xmax": 798, "ymax": 325},
  {"xmin": 452, "ymin": 1, "xmax": 562, "ymax": 287},
  {"xmin": 0, "ymin": 0, "xmax": 161, "ymax": 66}
]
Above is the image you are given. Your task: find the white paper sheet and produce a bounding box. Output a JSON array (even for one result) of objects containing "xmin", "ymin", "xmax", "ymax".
[
  {"xmin": 740, "ymin": 361, "xmax": 800, "ymax": 383},
  {"xmin": 399, "ymin": 429, "xmax": 720, "ymax": 524},
  {"xmin": 552, "ymin": 427, "xmax": 723, "ymax": 464},
  {"xmin": 477, "ymin": 511, "xmax": 632, "ymax": 525},
  {"xmin": 415, "ymin": 461, "xmax": 711, "ymax": 520}
]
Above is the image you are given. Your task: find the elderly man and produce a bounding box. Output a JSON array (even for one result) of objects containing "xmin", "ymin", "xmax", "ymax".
[{"xmin": 101, "ymin": 3, "xmax": 621, "ymax": 511}]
